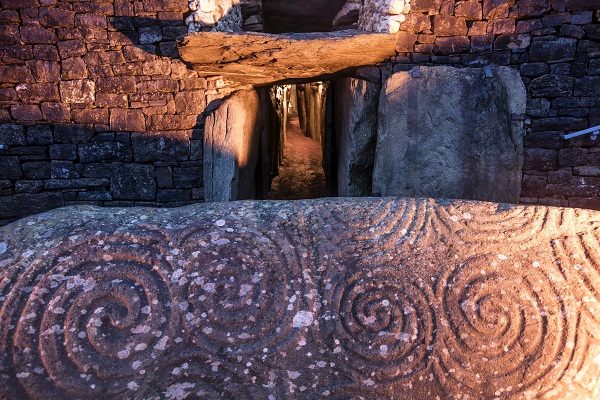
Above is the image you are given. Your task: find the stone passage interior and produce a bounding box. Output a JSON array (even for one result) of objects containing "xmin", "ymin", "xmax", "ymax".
[{"xmin": 266, "ymin": 82, "xmax": 334, "ymax": 200}]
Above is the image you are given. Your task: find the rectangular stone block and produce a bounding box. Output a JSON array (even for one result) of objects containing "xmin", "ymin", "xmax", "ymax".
[
  {"xmin": 574, "ymin": 76, "xmax": 600, "ymax": 96},
  {"xmin": 109, "ymin": 109, "xmax": 146, "ymax": 131},
  {"xmin": 0, "ymin": 156, "xmax": 23, "ymax": 180},
  {"xmin": 54, "ymin": 124, "xmax": 94, "ymax": 143},
  {"xmin": 59, "ymin": 80, "xmax": 95, "ymax": 104},
  {"xmin": 26, "ymin": 125, "xmax": 53, "ymax": 145},
  {"xmin": 0, "ymin": 124, "xmax": 26, "ymax": 146},
  {"xmin": 530, "ymin": 37, "xmax": 577, "ymax": 62},
  {"xmin": 39, "ymin": 7, "xmax": 75, "ymax": 28},
  {"xmin": 373, "ymin": 66, "xmax": 526, "ymax": 203},
  {"xmin": 49, "ymin": 144, "xmax": 77, "ymax": 160},
  {"xmin": 111, "ymin": 163, "xmax": 156, "ymax": 200},
  {"xmin": 78, "ymin": 142, "xmax": 132, "ymax": 163},
  {"xmin": 10, "ymin": 105, "xmax": 42, "ymax": 121},
  {"xmin": 0, "ymin": 65, "xmax": 34, "ymax": 83},
  {"xmin": 132, "ymin": 131, "xmax": 190, "ymax": 162},
  {"xmin": 44, "ymin": 178, "xmax": 109, "ymax": 190},
  {"xmin": 50, "ymin": 160, "xmax": 79, "ymax": 179},
  {"xmin": 530, "ymin": 74, "xmax": 574, "ymax": 97},
  {"xmin": 57, "ymin": 40, "xmax": 86, "ymax": 59},
  {"xmin": 14, "ymin": 180, "xmax": 43, "ymax": 194},
  {"xmin": 15, "ymin": 82, "xmax": 60, "ymax": 104},
  {"xmin": 523, "ymin": 148, "xmax": 558, "ymax": 171}
]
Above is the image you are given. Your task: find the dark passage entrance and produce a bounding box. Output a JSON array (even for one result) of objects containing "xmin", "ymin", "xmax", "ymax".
[
  {"xmin": 264, "ymin": 82, "xmax": 336, "ymax": 200},
  {"xmin": 268, "ymin": 116, "xmax": 326, "ymax": 199}
]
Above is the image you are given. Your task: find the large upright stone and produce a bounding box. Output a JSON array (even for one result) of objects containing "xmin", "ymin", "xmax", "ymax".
[
  {"xmin": 204, "ymin": 89, "xmax": 262, "ymax": 202},
  {"xmin": 335, "ymin": 77, "xmax": 380, "ymax": 197},
  {"xmin": 373, "ymin": 66, "xmax": 526, "ymax": 203}
]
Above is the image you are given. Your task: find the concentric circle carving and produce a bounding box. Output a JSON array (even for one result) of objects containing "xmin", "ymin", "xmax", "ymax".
[
  {"xmin": 152, "ymin": 352, "xmax": 268, "ymax": 400},
  {"xmin": 552, "ymin": 228, "xmax": 600, "ymax": 327},
  {"xmin": 180, "ymin": 221, "xmax": 307, "ymax": 356},
  {"xmin": 436, "ymin": 253, "xmax": 574, "ymax": 397},
  {"xmin": 321, "ymin": 264, "xmax": 435, "ymax": 381},
  {"xmin": 3, "ymin": 233, "xmax": 179, "ymax": 398}
]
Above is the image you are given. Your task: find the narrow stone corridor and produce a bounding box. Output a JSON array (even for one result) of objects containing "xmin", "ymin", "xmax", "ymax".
[{"xmin": 268, "ymin": 116, "xmax": 327, "ymax": 200}]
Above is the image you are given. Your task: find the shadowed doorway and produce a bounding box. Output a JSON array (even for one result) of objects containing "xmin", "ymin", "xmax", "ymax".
[{"xmin": 266, "ymin": 82, "xmax": 336, "ymax": 200}]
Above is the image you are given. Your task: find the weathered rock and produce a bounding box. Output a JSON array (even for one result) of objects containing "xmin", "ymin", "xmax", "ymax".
[
  {"xmin": 79, "ymin": 142, "xmax": 132, "ymax": 163},
  {"xmin": 2, "ymin": 198, "xmax": 600, "ymax": 399},
  {"xmin": 177, "ymin": 30, "xmax": 397, "ymax": 85},
  {"xmin": 110, "ymin": 164, "xmax": 156, "ymax": 200},
  {"xmin": 529, "ymin": 37, "xmax": 577, "ymax": 62},
  {"xmin": 132, "ymin": 131, "xmax": 190, "ymax": 162},
  {"xmin": 0, "ymin": 156, "xmax": 23, "ymax": 180},
  {"xmin": 0, "ymin": 124, "xmax": 26, "ymax": 146},
  {"xmin": 373, "ymin": 66, "xmax": 526, "ymax": 203},
  {"xmin": 204, "ymin": 89, "xmax": 261, "ymax": 201},
  {"xmin": 335, "ymin": 77, "xmax": 380, "ymax": 197},
  {"xmin": 530, "ymin": 74, "xmax": 574, "ymax": 97}
]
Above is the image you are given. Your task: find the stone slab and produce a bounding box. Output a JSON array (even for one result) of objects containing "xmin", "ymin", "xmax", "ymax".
[
  {"xmin": 204, "ymin": 89, "xmax": 262, "ymax": 201},
  {"xmin": 335, "ymin": 77, "xmax": 380, "ymax": 197},
  {"xmin": 177, "ymin": 30, "xmax": 397, "ymax": 86},
  {"xmin": 1, "ymin": 198, "xmax": 600, "ymax": 399},
  {"xmin": 373, "ymin": 66, "xmax": 526, "ymax": 203}
]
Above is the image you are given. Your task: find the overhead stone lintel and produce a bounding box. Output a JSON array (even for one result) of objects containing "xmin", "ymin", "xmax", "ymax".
[{"xmin": 177, "ymin": 30, "xmax": 397, "ymax": 86}]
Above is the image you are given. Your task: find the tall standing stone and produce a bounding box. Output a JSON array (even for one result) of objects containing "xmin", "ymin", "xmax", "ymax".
[
  {"xmin": 204, "ymin": 89, "xmax": 262, "ymax": 202},
  {"xmin": 373, "ymin": 66, "xmax": 526, "ymax": 203},
  {"xmin": 335, "ymin": 77, "xmax": 380, "ymax": 197}
]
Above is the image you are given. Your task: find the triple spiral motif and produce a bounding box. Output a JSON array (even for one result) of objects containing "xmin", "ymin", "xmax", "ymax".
[
  {"xmin": 2, "ymin": 232, "xmax": 180, "ymax": 398},
  {"xmin": 435, "ymin": 254, "xmax": 575, "ymax": 397},
  {"xmin": 321, "ymin": 264, "xmax": 435, "ymax": 381},
  {"xmin": 178, "ymin": 221, "xmax": 307, "ymax": 356}
]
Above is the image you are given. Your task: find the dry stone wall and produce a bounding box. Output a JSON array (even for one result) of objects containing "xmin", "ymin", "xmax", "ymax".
[
  {"xmin": 0, "ymin": 0, "xmax": 242, "ymax": 225},
  {"xmin": 0, "ymin": 0, "xmax": 599, "ymax": 224}
]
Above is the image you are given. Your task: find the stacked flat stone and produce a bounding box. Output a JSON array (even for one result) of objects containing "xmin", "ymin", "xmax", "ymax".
[
  {"xmin": 358, "ymin": 0, "xmax": 409, "ymax": 33},
  {"xmin": 186, "ymin": 0, "xmax": 244, "ymax": 32}
]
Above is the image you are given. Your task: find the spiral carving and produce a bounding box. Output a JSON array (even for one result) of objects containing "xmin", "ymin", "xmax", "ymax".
[
  {"xmin": 3, "ymin": 233, "xmax": 180, "ymax": 398},
  {"xmin": 321, "ymin": 265, "xmax": 435, "ymax": 381},
  {"xmin": 180, "ymin": 221, "xmax": 307, "ymax": 356},
  {"xmin": 151, "ymin": 352, "xmax": 268, "ymax": 400},
  {"xmin": 552, "ymin": 229, "xmax": 600, "ymax": 327},
  {"xmin": 436, "ymin": 254, "xmax": 575, "ymax": 397}
]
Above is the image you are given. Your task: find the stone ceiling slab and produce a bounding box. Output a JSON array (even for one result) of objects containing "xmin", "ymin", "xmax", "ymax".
[{"xmin": 177, "ymin": 30, "xmax": 397, "ymax": 85}]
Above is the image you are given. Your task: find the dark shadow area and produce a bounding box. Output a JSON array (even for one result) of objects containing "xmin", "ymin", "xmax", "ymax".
[{"xmin": 262, "ymin": 0, "xmax": 347, "ymax": 33}]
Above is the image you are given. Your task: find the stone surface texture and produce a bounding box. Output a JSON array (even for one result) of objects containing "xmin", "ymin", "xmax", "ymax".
[
  {"xmin": 359, "ymin": 0, "xmax": 410, "ymax": 33},
  {"xmin": 373, "ymin": 66, "xmax": 526, "ymax": 203},
  {"xmin": 186, "ymin": 0, "xmax": 263, "ymax": 33},
  {"xmin": 335, "ymin": 77, "xmax": 381, "ymax": 197},
  {"xmin": 177, "ymin": 30, "xmax": 398, "ymax": 85},
  {"xmin": 204, "ymin": 89, "xmax": 261, "ymax": 201},
  {"xmin": 2, "ymin": 198, "xmax": 600, "ymax": 399}
]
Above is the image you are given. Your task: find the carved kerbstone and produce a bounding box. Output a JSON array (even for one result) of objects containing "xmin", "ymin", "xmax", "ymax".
[
  {"xmin": 177, "ymin": 30, "xmax": 397, "ymax": 85},
  {"xmin": 1, "ymin": 198, "xmax": 600, "ymax": 399}
]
